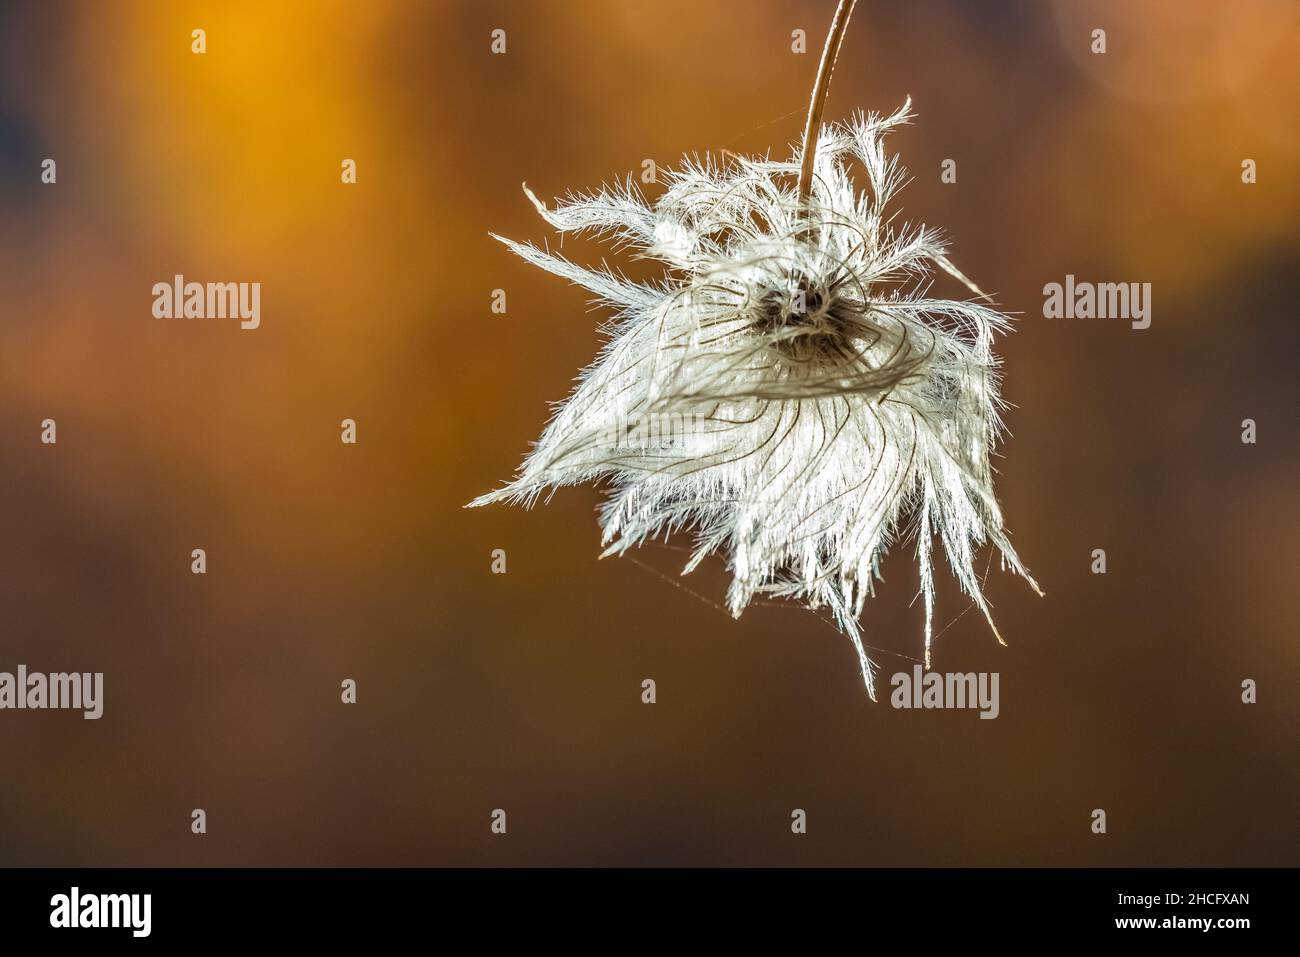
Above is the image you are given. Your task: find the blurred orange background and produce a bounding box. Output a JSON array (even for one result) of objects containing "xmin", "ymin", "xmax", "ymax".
[{"xmin": 0, "ymin": 0, "xmax": 1296, "ymax": 865}]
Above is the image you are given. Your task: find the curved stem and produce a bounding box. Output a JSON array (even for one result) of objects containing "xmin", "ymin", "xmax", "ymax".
[{"xmin": 797, "ymin": 0, "xmax": 859, "ymax": 207}]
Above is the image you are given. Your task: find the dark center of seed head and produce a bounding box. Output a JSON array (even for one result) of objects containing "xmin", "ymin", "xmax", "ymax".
[{"xmin": 753, "ymin": 275, "xmax": 858, "ymax": 359}]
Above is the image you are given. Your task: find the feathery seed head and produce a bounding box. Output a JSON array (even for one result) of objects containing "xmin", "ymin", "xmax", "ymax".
[{"xmin": 471, "ymin": 100, "xmax": 1039, "ymax": 699}]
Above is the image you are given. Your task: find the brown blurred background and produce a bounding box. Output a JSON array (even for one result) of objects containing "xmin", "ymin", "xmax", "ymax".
[{"xmin": 0, "ymin": 0, "xmax": 1296, "ymax": 866}]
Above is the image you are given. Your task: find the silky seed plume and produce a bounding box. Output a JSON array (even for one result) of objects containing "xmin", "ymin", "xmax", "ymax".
[{"xmin": 469, "ymin": 0, "xmax": 1040, "ymax": 698}]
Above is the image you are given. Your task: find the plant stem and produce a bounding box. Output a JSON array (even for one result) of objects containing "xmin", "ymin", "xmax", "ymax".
[{"xmin": 797, "ymin": 0, "xmax": 859, "ymax": 207}]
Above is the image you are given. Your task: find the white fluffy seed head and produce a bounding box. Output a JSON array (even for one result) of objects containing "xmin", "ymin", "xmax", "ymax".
[{"xmin": 471, "ymin": 100, "xmax": 1040, "ymax": 698}]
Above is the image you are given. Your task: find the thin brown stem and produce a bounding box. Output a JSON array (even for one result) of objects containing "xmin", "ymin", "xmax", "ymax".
[{"xmin": 797, "ymin": 0, "xmax": 859, "ymax": 207}]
